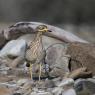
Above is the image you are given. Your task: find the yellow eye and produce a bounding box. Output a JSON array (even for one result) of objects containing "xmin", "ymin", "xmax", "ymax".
[
  {"xmin": 39, "ymin": 25, "xmax": 47, "ymax": 30},
  {"xmin": 39, "ymin": 26, "xmax": 42, "ymax": 29}
]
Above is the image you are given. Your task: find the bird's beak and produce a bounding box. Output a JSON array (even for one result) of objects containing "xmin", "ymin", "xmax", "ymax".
[
  {"xmin": 47, "ymin": 30, "xmax": 52, "ymax": 32},
  {"xmin": 42, "ymin": 29, "xmax": 52, "ymax": 32},
  {"xmin": 48, "ymin": 30, "xmax": 52, "ymax": 32}
]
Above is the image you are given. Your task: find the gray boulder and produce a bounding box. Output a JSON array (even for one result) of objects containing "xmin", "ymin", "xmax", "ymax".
[
  {"xmin": 0, "ymin": 39, "xmax": 27, "ymax": 58},
  {"xmin": 45, "ymin": 43, "xmax": 70, "ymax": 77},
  {"xmin": 52, "ymin": 78, "xmax": 76, "ymax": 95},
  {"xmin": 74, "ymin": 78, "xmax": 95, "ymax": 95}
]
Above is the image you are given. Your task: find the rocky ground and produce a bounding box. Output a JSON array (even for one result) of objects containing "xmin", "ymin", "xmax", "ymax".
[{"xmin": 0, "ymin": 22, "xmax": 95, "ymax": 95}]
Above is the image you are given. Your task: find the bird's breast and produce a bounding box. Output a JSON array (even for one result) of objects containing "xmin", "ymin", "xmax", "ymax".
[{"xmin": 25, "ymin": 39, "xmax": 43, "ymax": 62}]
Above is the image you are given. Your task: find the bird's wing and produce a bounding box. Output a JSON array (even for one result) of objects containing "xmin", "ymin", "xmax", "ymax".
[{"xmin": 35, "ymin": 50, "xmax": 46, "ymax": 64}]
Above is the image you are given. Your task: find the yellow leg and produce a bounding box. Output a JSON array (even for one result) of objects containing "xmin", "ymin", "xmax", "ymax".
[
  {"xmin": 39, "ymin": 64, "xmax": 41, "ymax": 81},
  {"xmin": 29, "ymin": 63, "xmax": 33, "ymax": 80}
]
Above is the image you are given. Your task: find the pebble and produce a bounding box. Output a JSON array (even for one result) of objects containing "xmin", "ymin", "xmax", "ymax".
[
  {"xmin": 13, "ymin": 93, "xmax": 22, "ymax": 95},
  {"xmin": 37, "ymin": 90, "xmax": 53, "ymax": 95},
  {"xmin": 17, "ymin": 79, "xmax": 29, "ymax": 86},
  {"xmin": 44, "ymin": 79, "xmax": 55, "ymax": 88},
  {"xmin": 58, "ymin": 78, "xmax": 74, "ymax": 87}
]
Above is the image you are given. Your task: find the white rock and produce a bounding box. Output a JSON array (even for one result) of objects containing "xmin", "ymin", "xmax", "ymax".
[
  {"xmin": 17, "ymin": 79, "xmax": 28, "ymax": 86},
  {"xmin": 58, "ymin": 78, "xmax": 74, "ymax": 87},
  {"xmin": 52, "ymin": 87, "xmax": 63, "ymax": 95},
  {"xmin": 62, "ymin": 88, "xmax": 76, "ymax": 95},
  {"xmin": 37, "ymin": 90, "xmax": 53, "ymax": 95},
  {"xmin": 31, "ymin": 91, "xmax": 52, "ymax": 95},
  {"xmin": 0, "ymin": 39, "xmax": 27, "ymax": 58},
  {"xmin": 31, "ymin": 92, "xmax": 38, "ymax": 95}
]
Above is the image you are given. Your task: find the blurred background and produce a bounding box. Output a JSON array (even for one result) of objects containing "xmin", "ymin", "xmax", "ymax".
[{"xmin": 0, "ymin": 0, "xmax": 95, "ymax": 42}]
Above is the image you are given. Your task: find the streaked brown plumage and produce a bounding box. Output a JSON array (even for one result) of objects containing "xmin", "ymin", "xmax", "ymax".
[{"xmin": 25, "ymin": 25, "xmax": 51, "ymax": 81}]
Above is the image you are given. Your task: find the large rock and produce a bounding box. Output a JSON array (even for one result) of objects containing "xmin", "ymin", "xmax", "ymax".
[
  {"xmin": 0, "ymin": 39, "xmax": 27, "ymax": 58},
  {"xmin": 74, "ymin": 78, "xmax": 95, "ymax": 95},
  {"xmin": 66, "ymin": 42, "xmax": 95, "ymax": 75},
  {"xmin": 45, "ymin": 43, "xmax": 70, "ymax": 77},
  {"xmin": 52, "ymin": 78, "xmax": 76, "ymax": 95}
]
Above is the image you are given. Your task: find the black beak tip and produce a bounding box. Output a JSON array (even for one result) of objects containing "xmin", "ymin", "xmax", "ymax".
[{"xmin": 48, "ymin": 30, "xmax": 52, "ymax": 32}]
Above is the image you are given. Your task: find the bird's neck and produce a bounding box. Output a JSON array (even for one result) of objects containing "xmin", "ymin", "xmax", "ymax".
[
  {"xmin": 34, "ymin": 31, "xmax": 43, "ymax": 41},
  {"xmin": 29, "ymin": 32, "xmax": 42, "ymax": 48}
]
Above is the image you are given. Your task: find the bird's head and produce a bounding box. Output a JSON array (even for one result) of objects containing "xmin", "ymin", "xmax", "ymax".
[{"xmin": 36, "ymin": 25, "xmax": 52, "ymax": 33}]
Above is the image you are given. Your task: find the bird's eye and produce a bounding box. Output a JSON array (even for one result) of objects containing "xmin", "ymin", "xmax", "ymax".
[
  {"xmin": 39, "ymin": 26, "xmax": 44, "ymax": 29},
  {"xmin": 37, "ymin": 25, "xmax": 48, "ymax": 31}
]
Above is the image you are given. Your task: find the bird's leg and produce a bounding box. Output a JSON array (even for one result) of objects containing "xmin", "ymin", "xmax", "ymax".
[
  {"xmin": 29, "ymin": 63, "xmax": 33, "ymax": 80},
  {"xmin": 39, "ymin": 64, "xmax": 41, "ymax": 81}
]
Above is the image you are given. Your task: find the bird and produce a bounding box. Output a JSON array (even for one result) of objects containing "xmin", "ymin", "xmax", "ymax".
[{"xmin": 25, "ymin": 25, "xmax": 51, "ymax": 81}]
